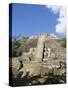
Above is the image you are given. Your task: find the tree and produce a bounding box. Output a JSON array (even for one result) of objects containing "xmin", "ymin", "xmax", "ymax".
[
  {"xmin": 12, "ymin": 36, "xmax": 28, "ymax": 57},
  {"xmin": 59, "ymin": 38, "xmax": 66, "ymax": 48}
]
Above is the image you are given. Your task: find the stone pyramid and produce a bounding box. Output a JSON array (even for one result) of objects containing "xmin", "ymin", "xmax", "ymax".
[{"xmin": 12, "ymin": 33, "xmax": 66, "ymax": 81}]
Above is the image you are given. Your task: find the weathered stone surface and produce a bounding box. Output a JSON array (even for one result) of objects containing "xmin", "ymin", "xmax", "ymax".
[
  {"xmin": 18, "ymin": 63, "xmax": 41, "ymax": 78},
  {"xmin": 34, "ymin": 34, "xmax": 46, "ymax": 62},
  {"xmin": 32, "ymin": 80, "xmax": 38, "ymax": 84},
  {"xmin": 11, "ymin": 33, "xmax": 66, "ymax": 85},
  {"xmin": 38, "ymin": 78, "xmax": 45, "ymax": 84},
  {"xmin": 12, "ymin": 58, "xmax": 20, "ymax": 78}
]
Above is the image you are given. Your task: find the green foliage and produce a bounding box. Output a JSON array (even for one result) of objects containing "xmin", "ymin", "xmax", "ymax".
[
  {"xmin": 59, "ymin": 38, "xmax": 66, "ymax": 48},
  {"xmin": 18, "ymin": 37, "xmax": 28, "ymax": 45},
  {"xmin": 12, "ymin": 36, "xmax": 28, "ymax": 57}
]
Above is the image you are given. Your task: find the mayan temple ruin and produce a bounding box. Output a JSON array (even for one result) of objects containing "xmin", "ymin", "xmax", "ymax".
[{"xmin": 11, "ymin": 33, "xmax": 66, "ymax": 85}]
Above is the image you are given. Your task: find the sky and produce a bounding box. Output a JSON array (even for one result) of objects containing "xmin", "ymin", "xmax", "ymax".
[{"xmin": 11, "ymin": 3, "xmax": 66, "ymax": 38}]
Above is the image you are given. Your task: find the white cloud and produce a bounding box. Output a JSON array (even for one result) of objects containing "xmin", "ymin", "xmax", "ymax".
[
  {"xmin": 46, "ymin": 5, "xmax": 60, "ymax": 14},
  {"xmin": 28, "ymin": 35, "xmax": 37, "ymax": 40},
  {"xmin": 50, "ymin": 33, "xmax": 58, "ymax": 39},
  {"xmin": 46, "ymin": 5, "xmax": 66, "ymax": 34}
]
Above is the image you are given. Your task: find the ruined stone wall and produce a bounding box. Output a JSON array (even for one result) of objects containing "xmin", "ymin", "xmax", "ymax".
[{"xmin": 11, "ymin": 33, "xmax": 66, "ymax": 83}]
